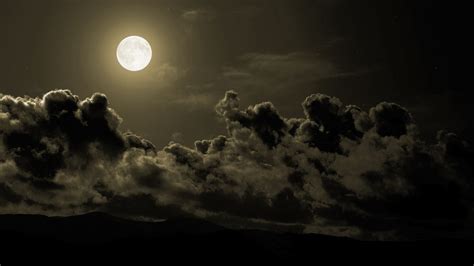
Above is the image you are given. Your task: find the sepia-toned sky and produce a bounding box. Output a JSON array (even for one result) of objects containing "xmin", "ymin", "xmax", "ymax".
[{"xmin": 1, "ymin": 0, "xmax": 469, "ymax": 148}]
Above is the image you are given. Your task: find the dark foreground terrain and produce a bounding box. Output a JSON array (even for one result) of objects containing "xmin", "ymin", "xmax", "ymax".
[{"xmin": 0, "ymin": 212, "xmax": 472, "ymax": 263}]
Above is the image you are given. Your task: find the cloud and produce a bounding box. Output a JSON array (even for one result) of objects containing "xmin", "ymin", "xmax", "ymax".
[
  {"xmin": 172, "ymin": 92, "xmax": 214, "ymax": 108},
  {"xmin": 0, "ymin": 89, "xmax": 472, "ymax": 240},
  {"xmin": 181, "ymin": 8, "xmax": 216, "ymax": 23},
  {"xmin": 215, "ymin": 52, "xmax": 374, "ymax": 99},
  {"xmin": 230, "ymin": 52, "xmax": 367, "ymax": 82},
  {"xmin": 155, "ymin": 63, "xmax": 180, "ymax": 83},
  {"xmin": 239, "ymin": 53, "xmax": 339, "ymax": 78},
  {"xmin": 219, "ymin": 53, "xmax": 340, "ymax": 93}
]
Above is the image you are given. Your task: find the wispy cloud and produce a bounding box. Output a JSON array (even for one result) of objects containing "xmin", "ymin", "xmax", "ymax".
[{"xmin": 181, "ymin": 8, "xmax": 216, "ymax": 23}]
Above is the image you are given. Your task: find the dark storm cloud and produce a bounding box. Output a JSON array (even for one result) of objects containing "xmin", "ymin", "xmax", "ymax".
[{"xmin": 1, "ymin": 89, "xmax": 473, "ymax": 239}]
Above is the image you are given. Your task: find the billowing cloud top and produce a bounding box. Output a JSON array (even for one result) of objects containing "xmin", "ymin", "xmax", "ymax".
[{"xmin": 0, "ymin": 89, "xmax": 472, "ymax": 239}]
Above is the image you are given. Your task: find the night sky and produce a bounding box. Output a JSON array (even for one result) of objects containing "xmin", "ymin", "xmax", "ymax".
[
  {"xmin": 0, "ymin": 0, "xmax": 472, "ymax": 241},
  {"xmin": 1, "ymin": 0, "xmax": 469, "ymax": 147}
]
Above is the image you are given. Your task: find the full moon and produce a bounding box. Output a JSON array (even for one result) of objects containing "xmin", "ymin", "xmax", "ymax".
[{"xmin": 116, "ymin": 36, "xmax": 152, "ymax": 71}]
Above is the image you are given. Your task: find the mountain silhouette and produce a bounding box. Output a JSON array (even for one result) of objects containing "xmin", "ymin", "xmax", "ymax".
[{"xmin": 0, "ymin": 212, "xmax": 472, "ymax": 262}]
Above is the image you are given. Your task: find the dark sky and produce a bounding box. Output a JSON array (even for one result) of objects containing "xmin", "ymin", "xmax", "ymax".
[{"xmin": 0, "ymin": 0, "xmax": 469, "ymax": 147}]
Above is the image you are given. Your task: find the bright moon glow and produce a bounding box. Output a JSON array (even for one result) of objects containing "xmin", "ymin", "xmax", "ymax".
[{"xmin": 116, "ymin": 36, "xmax": 152, "ymax": 71}]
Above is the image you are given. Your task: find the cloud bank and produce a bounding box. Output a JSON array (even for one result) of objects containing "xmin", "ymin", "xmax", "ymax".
[{"xmin": 0, "ymin": 90, "xmax": 472, "ymax": 239}]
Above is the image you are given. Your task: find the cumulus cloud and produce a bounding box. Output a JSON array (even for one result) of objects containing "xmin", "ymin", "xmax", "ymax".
[{"xmin": 0, "ymin": 89, "xmax": 472, "ymax": 240}]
